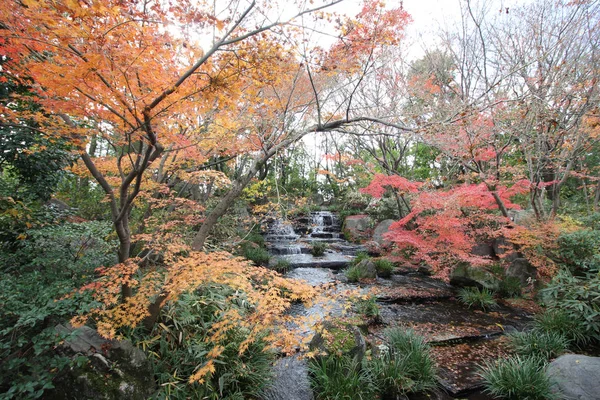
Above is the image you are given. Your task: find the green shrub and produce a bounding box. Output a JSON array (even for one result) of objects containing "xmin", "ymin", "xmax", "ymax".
[
  {"xmin": 311, "ymin": 242, "xmax": 328, "ymax": 257},
  {"xmin": 346, "ymin": 265, "xmax": 362, "ymax": 283},
  {"xmin": 533, "ymin": 308, "xmax": 589, "ymax": 346},
  {"xmin": 458, "ymin": 287, "xmax": 497, "ymax": 311},
  {"xmin": 242, "ymin": 245, "xmax": 270, "ymax": 266},
  {"xmin": 352, "ymin": 251, "xmax": 371, "ymax": 266},
  {"xmin": 271, "ymin": 258, "xmax": 291, "ymax": 274},
  {"xmin": 309, "ymin": 356, "xmax": 376, "ymax": 400},
  {"xmin": 508, "ymin": 331, "xmax": 569, "ymax": 361},
  {"xmin": 540, "ymin": 269, "xmax": 600, "ymax": 343},
  {"xmin": 499, "ymin": 276, "xmax": 522, "ymax": 298},
  {"xmin": 355, "ymin": 296, "xmax": 381, "ymax": 322},
  {"xmin": 374, "ymin": 258, "xmax": 394, "ymax": 278},
  {"xmin": 557, "ymin": 229, "xmax": 600, "ymax": 272},
  {"xmin": 246, "ymin": 232, "xmax": 265, "ymax": 248},
  {"xmin": 141, "ymin": 289, "xmax": 274, "ymax": 400},
  {"xmin": 384, "ymin": 328, "xmax": 437, "ymax": 387},
  {"xmin": 479, "ymin": 356, "xmax": 556, "ymax": 400}
]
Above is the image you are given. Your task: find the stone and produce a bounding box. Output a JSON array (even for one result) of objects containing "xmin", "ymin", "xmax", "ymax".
[
  {"xmin": 355, "ymin": 259, "xmax": 377, "ymax": 279},
  {"xmin": 309, "ymin": 320, "xmax": 367, "ymax": 364},
  {"xmin": 48, "ymin": 325, "xmax": 155, "ymax": 400},
  {"xmin": 311, "ymin": 193, "xmax": 325, "ymax": 206},
  {"xmin": 449, "ymin": 263, "xmax": 499, "ymax": 291},
  {"xmin": 471, "ymin": 242, "xmax": 495, "ymax": 258},
  {"xmin": 261, "ymin": 356, "xmax": 313, "ymax": 400},
  {"xmin": 506, "ymin": 258, "xmax": 535, "ymax": 285},
  {"xmin": 343, "ymin": 215, "xmax": 373, "ymax": 243},
  {"xmin": 372, "ymin": 219, "xmax": 395, "ymax": 245},
  {"xmin": 547, "ymin": 354, "xmax": 600, "ymax": 400}
]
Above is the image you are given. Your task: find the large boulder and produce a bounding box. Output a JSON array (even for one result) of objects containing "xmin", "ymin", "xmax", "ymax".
[
  {"xmin": 261, "ymin": 356, "xmax": 313, "ymax": 400},
  {"xmin": 547, "ymin": 354, "xmax": 600, "ymax": 400},
  {"xmin": 343, "ymin": 215, "xmax": 372, "ymax": 243},
  {"xmin": 48, "ymin": 325, "xmax": 155, "ymax": 400},
  {"xmin": 506, "ymin": 258, "xmax": 536, "ymax": 285},
  {"xmin": 309, "ymin": 319, "xmax": 367, "ymax": 363},
  {"xmin": 353, "ymin": 259, "xmax": 377, "ymax": 279},
  {"xmin": 471, "ymin": 242, "xmax": 495, "ymax": 258},
  {"xmin": 372, "ymin": 219, "xmax": 395, "ymax": 245},
  {"xmin": 450, "ymin": 263, "xmax": 499, "ymax": 291}
]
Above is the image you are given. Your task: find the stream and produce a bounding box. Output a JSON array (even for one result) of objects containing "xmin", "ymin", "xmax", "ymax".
[{"xmin": 261, "ymin": 211, "xmax": 534, "ymax": 400}]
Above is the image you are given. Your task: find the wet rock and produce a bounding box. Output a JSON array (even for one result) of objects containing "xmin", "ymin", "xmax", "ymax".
[
  {"xmin": 312, "ymin": 193, "xmax": 325, "ymax": 206},
  {"xmin": 450, "ymin": 263, "xmax": 499, "ymax": 291},
  {"xmin": 372, "ymin": 219, "xmax": 395, "ymax": 245},
  {"xmin": 547, "ymin": 354, "xmax": 600, "ymax": 400},
  {"xmin": 49, "ymin": 325, "xmax": 155, "ymax": 400},
  {"xmin": 309, "ymin": 320, "xmax": 366, "ymax": 363},
  {"xmin": 506, "ymin": 258, "xmax": 535, "ymax": 285},
  {"xmin": 354, "ymin": 259, "xmax": 377, "ymax": 279},
  {"xmin": 261, "ymin": 356, "xmax": 313, "ymax": 400}
]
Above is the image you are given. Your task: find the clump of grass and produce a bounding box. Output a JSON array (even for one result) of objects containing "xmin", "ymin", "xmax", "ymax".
[
  {"xmin": 533, "ymin": 309, "xmax": 589, "ymax": 346},
  {"xmin": 245, "ymin": 232, "xmax": 265, "ymax": 247},
  {"xmin": 508, "ymin": 331, "xmax": 569, "ymax": 361},
  {"xmin": 352, "ymin": 251, "xmax": 371, "ymax": 266},
  {"xmin": 374, "ymin": 258, "xmax": 394, "ymax": 278},
  {"xmin": 369, "ymin": 328, "xmax": 437, "ymax": 396},
  {"xmin": 346, "ymin": 265, "xmax": 363, "ymax": 283},
  {"xmin": 355, "ymin": 296, "xmax": 381, "ymax": 322},
  {"xmin": 458, "ymin": 287, "xmax": 497, "ymax": 311},
  {"xmin": 309, "ymin": 356, "xmax": 376, "ymax": 400},
  {"xmin": 479, "ymin": 356, "xmax": 556, "ymax": 400},
  {"xmin": 271, "ymin": 258, "xmax": 291, "ymax": 274},
  {"xmin": 311, "ymin": 242, "xmax": 328, "ymax": 257},
  {"xmin": 499, "ymin": 276, "xmax": 522, "ymax": 298},
  {"xmin": 242, "ymin": 245, "xmax": 270, "ymax": 266}
]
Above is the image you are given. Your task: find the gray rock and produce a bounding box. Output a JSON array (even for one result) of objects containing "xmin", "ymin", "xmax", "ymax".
[
  {"xmin": 49, "ymin": 325, "xmax": 155, "ymax": 400},
  {"xmin": 547, "ymin": 354, "xmax": 600, "ymax": 400},
  {"xmin": 471, "ymin": 242, "xmax": 495, "ymax": 258},
  {"xmin": 261, "ymin": 356, "xmax": 313, "ymax": 400},
  {"xmin": 450, "ymin": 263, "xmax": 499, "ymax": 291},
  {"xmin": 355, "ymin": 259, "xmax": 377, "ymax": 279},
  {"xmin": 343, "ymin": 215, "xmax": 372, "ymax": 242},
  {"xmin": 506, "ymin": 258, "xmax": 536, "ymax": 285},
  {"xmin": 372, "ymin": 219, "xmax": 395, "ymax": 245},
  {"xmin": 309, "ymin": 321, "xmax": 366, "ymax": 364}
]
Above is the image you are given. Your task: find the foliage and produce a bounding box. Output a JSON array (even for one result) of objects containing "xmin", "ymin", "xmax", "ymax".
[
  {"xmin": 374, "ymin": 258, "xmax": 395, "ymax": 278},
  {"xmin": 508, "ymin": 331, "xmax": 569, "ymax": 361},
  {"xmin": 556, "ymin": 229, "xmax": 600, "ymax": 272},
  {"xmin": 0, "ymin": 221, "xmax": 116, "ymax": 399},
  {"xmin": 137, "ymin": 289, "xmax": 274, "ymax": 399},
  {"xmin": 309, "ymin": 356, "xmax": 376, "ymax": 400},
  {"xmin": 457, "ymin": 287, "xmax": 498, "ymax": 311},
  {"xmin": 246, "ymin": 232, "xmax": 266, "ymax": 248},
  {"xmin": 311, "ymin": 242, "xmax": 328, "ymax": 257},
  {"xmin": 499, "ymin": 276, "xmax": 523, "ymax": 298},
  {"xmin": 271, "ymin": 258, "xmax": 291, "ymax": 274},
  {"xmin": 532, "ymin": 308, "xmax": 590, "ymax": 346},
  {"xmin": 540, "ymin": 268, "xmax": 600, "ymax": 343},
  {"xmin": 384, "ymin": 328, "xmax": 437, "ymax": 387},
  {"xmin": 354, "ymin": 296, "xmax": 381, "ymax": 322},
  {"xmin": 241, "ymin": 244, "xmax": 270, "ymax": 266},
  {"xmin": 479, "ymin": 356, "xmax": 556, "ymax": 400},
  {"xmin": 70, "ymin": 251, "xmax": 318, "ymax": 383},
  {"xmin": 345, "ymin": 264, "xmax": 372, "ymax": 283}
]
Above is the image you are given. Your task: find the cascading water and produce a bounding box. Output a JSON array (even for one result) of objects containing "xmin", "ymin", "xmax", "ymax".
[{"xmin": 308, "ymin": 211, "xmax": 342, "ymax": 239}]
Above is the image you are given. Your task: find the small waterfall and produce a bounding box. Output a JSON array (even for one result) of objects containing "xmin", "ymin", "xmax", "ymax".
[
  {"xmin": 309, "ymin": 211, "xmax": 341, "ymax": 239},
  {"xmin": 264, "ymin": 220, "xmax": 299, "ymax": 242}
]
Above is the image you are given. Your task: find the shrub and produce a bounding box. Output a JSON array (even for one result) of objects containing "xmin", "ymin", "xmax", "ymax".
[
  {"xmin": 383, "ymin": 328, "xmax": 436, "ymax": 387},
  {"xmin": 508, "ymin": 331, "xmax": 569, "ymax": 361},
  {"xmin": 242, "ymin": 245, "xmax": 270, "ymax": 266},
  {"xmin": 311, "ymin": 242, "xmax": 328, "ymax": 257},
  {"xmin": 540, "ymin": 269, "xmax": 600, "ymax": 343},
  {"xmin": 246, "ymin": 232, "xmax": 265, "ymax": 248},
  {"xmin": 352, "ymin": 251, "xmax": 371, "ymax": 266},
  {"xmin": 557, "ymin": 229, "xmax": 600, "ymax": 272},
  {"xmin": 533, "ymin": 308, "xmax": 589, "ymax": 346},
  {"xmin": 374, "ymin": 258, "xmax": 394, "ymax": 278},
  {"xmin": 309, "ymin": 356, "xmax": 376, "ymax": 400},
  {"xmin": 499, "ymin": 276, "xmax": 522, "ymax": 298},
  {"xmin": 271, "ymin": 258, "xmax": 291, "ymax": 274},
  {"xmin": 355, "ymin": 296, "xmax": 381, "ymax": 322},
  {"xmin": 479, "ymin": 356, "xmax": 555, "ymax": 400},
  {"xmin": 457, "ymin": 287, "xmax": 497, "ymax": 311},
  {"xmin": 346, "ymin": 265, "xmax": 363, "ymax": 283}
]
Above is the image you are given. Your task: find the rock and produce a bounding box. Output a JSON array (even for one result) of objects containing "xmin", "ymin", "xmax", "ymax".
[
  {"xmin": 311, "ymin": 193, "xmax": 325, "ymax": 206},
  {"xmin": 343, "ymin": 215, "xmax": 372, "ymax": 242},
  {"xmin": 354, "ymin": 259, "xmax": 377, "ymax": 279},
  {"xmin": 309, "ymin": 320, "xmax": 366, "ymax": 363},
  {"xmin": 492, "ymin": 237, "xmax": 520, "ymax": 263},
  {"xmin": 547, "ymin": 354, "xmax": 600, "ymax": 400},
  {"xmin": 508, "ymin": 209, "xmax": 535, "ymax": 226},
  {"xmin": 506, "ymin": 258, "xmax": 535, "ymax": 285},
  {"xmin": 471, "ymin": 242, "xmax": 495, "ymax": 258},
  {"xmin": 48, "ymin": 325, "xmax": 155, "ymax": 400},
  {"xmin": 261, "ymin": 356, "xmax": 313, "ymax": 400},
  {"xmin": 450, "ymin": 263, "xmax": 499, "ymax": 291},
  {"xmin": 372, "ymin": 219, "xmax": 395, "ymax": 245}
]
